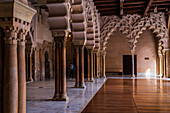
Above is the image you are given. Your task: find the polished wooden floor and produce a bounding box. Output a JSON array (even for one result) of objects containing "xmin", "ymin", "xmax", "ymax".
[{"xmin": 82, "ymin": 79, "xmax": 170, "ymax": 113}]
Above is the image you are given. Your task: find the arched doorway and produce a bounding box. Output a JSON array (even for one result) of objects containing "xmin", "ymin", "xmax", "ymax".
[{"xmin": 45, "ymin": 52, "xmax": 50, "ymax": 79}]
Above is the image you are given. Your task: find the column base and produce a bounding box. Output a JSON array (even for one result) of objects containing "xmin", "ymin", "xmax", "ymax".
[
  {"xmin": 86, "ymin": 78, "xmax": 95, "ymax": 82},
  {"xmin": 74, "ymin": 83, "xmax": 79, "ymax": 88},
  {"xmin": 131, "ymin": 75, "xmax": 135, "ymax": 78},
  {"xmin": 53, "ymin": 94, "xmax": 69, "ymax": 101},
  {"xmin": 60, "ymin": 94, "xmax": 69, "ymax": 101},
  {"xmin": 79, "ymin": 83, "xmax": 86, "ymax": 89},
  {"xmin": 53, "ymin": 93, "xmax": 60, "ymax": 100}
]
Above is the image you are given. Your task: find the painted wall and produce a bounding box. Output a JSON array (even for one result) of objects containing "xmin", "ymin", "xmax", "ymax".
[{"xmin": 106, "ymin": 30, "xmax": 158, "ymax": 76}]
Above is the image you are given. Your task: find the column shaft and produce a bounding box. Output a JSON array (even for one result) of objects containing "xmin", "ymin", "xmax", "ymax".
[
  {"xmin": 131, "ymin": 51, "xmax": 135, "ymax": 78},
  {"xmin": 53, "ymin": 43, "xmax": 60, "ymax": 99},
  {"xmin": 29, "ymin": 54, "xmax": 33, "ymax": 81},
  {"xmin": 90, "ymin": 51, "xmax": 94, "ymax": 81},
  {"xmin": 102, "ymin": 54, "xmax": 106, "ymax": 78},
  {"xmin": 100, "ymin": 54, "xmax": 103, "ymax": 77},
  {"xmin": 163, "ymin": 51, "xmax": 166, "ymax": 78},
  {"xmin": 3, "ymin": 42, "xmax": 18, "ymax": 113},
  {"xmin": 96, "ymin": 53, "xmax": 99, "ymax": 78},
  {"xmin": 79, "ymin": 46, "xmax": 86, "ymax": 88},
  {"xmin": 159, "ymin": 55, "xmax": 163, "ymax": 77},
  {"xmin": 166, "ymin": 50, "xmax": 169, "ymax": 77},
  {"xmin": 74, "ymin": 47, "xmax": 79, "ymax": 87},
  {"xmin": 87, "ymin": 51, "xmax": 90, "ymax": 81},
  {"xmin": 60, "ymin": 40, "xmax": 68, "ymax": 100},
  {"xmin": 18, "ymin": 41, "xmax": 26, "ymax": 113},
  {"xmin": 93, "ymin": 53, "xmax": 96, "ymax": 77}
]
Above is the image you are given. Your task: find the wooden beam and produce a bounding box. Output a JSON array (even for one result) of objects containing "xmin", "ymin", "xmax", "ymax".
[
  {"xmin": 167, "ymin": 10, "xmax": 170, "ymax": 15},
  {"xmin": 144, "ymin": 0, "xmax": 153, "ymax": 16},
  {"xmin": 120, "ymin": 0, "xmax": 124, "ymax": 15}
]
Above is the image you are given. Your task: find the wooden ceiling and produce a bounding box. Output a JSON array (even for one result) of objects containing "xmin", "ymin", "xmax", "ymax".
[{"xmin": 93, "ymin": 0, "xmax": 170, "ymax": 16}]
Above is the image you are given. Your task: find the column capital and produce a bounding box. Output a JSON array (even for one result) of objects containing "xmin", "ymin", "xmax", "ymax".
[
  {"xmin": 3, "ymin": 27, "xmax": 18, "ymax": 45},
  {"xmin": 130, "ymin": 50, "xmax": 135, "ymax": 55}
]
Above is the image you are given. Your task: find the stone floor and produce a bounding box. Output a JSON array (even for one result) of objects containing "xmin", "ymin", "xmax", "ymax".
[{"xmin": 26, "ymin": 78, "xmax": 107, "ymax": 113}]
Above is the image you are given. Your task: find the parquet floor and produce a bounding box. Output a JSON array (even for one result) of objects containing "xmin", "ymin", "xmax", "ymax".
[{"xmin": 82, "ymin": 79, "xmax": 170, "ymax": 113}]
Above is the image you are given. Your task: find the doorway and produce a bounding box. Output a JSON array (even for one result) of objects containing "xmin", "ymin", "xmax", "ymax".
[{"xmin": 123, "ymin": 55, "xmax": 137, "ymax": 76}]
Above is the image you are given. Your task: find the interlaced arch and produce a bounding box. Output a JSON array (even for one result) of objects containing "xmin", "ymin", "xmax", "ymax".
[{"xmin": 100, "ymin": 12, "xmax": 169, "ymax": 53}]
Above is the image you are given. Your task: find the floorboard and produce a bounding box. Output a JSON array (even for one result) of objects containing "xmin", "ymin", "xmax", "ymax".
[{"xmin": 82, "ymin": 79, "xmax": 170, "ymax": 113}]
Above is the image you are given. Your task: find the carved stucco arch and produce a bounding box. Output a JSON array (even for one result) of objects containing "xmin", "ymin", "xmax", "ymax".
[
  {"xmin": 46, "ymin": 0, "xmax": 71, "ymax": 34},
  {"xmin": 100, "ymin": 13, "xmax": 169, "ymax": 53},
  {"xmin": 71, "ymin": 0, "xmax": 87, "ymax": 46},
  {"xmin": 85, "ymin": 0, "xmax": 96, "ymax": 50},
  {"xmin": 132, "ymin": 13, "xmax": 169, "ymax": 53},
  {"xmin": 100, "ymin": 14, "xmax": 141, "ymax": 51}
]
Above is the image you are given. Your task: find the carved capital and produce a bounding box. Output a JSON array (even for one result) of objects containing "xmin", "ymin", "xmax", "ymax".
[{"xmin": 4, "ymin": 27, "xmax": 18, "ymax": 45}]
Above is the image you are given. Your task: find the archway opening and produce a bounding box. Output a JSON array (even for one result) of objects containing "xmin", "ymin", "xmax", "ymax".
[
  {"xmin": 105, "ymin": 30, "xmax": 130, "ymax": 77},
  {"xmin": 136, "ymin": 29, "xmax": 159, "ymax": 77}
]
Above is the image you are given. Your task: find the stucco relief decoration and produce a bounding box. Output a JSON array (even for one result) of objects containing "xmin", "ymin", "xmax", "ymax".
[{"xmin": 100, "ymin": 12, "xmax": 169, "ymax": 53}]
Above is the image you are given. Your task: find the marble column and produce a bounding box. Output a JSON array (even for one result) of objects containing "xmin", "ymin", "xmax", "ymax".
[
  {"xmin": 90, "ymin": 51, "xmax": 94, "ymax": 81},
  {"xmin": 3, "ymin": 29, "xmax": 18, "ymax": 113},
  {"xmin": 102, "ymin": 53, "xmax": 106, "ymax": 78},
  {"xmin": 79, "ymin": 46, "xmax": 86, "ymax": 88},
  {"xmin": 131, "ymin": 50, "xmax": 135, "ymax": 78},
  {"xmin": 18, "ymin": 32, "xmax": 26, "ymax": 113},
  {"xmin": 74, "ymin": 47, "xmax": 79, "ymax": 87}
]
